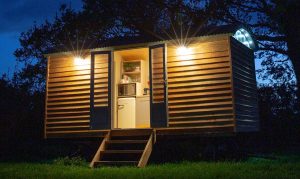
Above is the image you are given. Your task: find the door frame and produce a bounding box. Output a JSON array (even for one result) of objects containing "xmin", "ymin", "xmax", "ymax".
[
  {"xmin": 90, "ymin": 50, "xmax": 113, "ymax": 130},
  {"xmin": 149, "ymin": 43, "xmax": 169, "ymax": 128}
]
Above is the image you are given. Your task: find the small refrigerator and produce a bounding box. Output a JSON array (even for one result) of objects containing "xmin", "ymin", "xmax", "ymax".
[{"xmin": 117, "ymin": 98, "xmax": 136, "ymax": 128}]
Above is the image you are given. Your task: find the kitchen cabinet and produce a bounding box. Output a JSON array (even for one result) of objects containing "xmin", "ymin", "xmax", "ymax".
[{"xmin": 136, "ymin": 96, "xmax": 150, "ymax": 128}]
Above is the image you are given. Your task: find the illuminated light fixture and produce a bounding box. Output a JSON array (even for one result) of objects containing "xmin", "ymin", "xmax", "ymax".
[
  {"xmin": 176, "ymin": 46, "xmax": 191, "ymax": 56},
  {"xmin": 233, "ymin": 28, "xmax": 255, "ymax": 49},
  {"xmin": 74, "ymin": 56, "xmax": 89, "ymax": 66},
  {"xmin": 176, "ymin": 46, "xmax": 193, "ymax": 60}
]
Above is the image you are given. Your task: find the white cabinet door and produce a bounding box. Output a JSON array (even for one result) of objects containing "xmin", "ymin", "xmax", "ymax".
[
  {"xmin": 136, "ymin": 97, "xmax": 150, "ymax": 128},
  {"xmin": 117, "ymin": 98, "xmax": 136, "ymax": 128}
]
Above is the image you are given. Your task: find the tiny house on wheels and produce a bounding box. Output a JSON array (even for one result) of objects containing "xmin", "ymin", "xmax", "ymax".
[{"xmin": 44, "ymin": 24, "xmax": 259, "ymax": 167}]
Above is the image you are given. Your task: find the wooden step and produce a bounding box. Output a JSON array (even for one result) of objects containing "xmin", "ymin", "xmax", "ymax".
[
  {"xmin": 103, "ymin": 150, "xmax": 144, "ymax": 154},
  {"xmin": 106, "ymin": 140, "xmax": 148, "ymax": 144},
  {"xmin": 101, "ymin": 150, "xmax": 143, "ymax": 161},
  {"xmin": 106, "ymin": 140, "xmax": 147, "ymax": 150},
  {"xmin": 110, "ymin": 135, "xmax": 150, "ymax": 140},
  {"xmin": 111, "ymin": 129, "xmax": 153, "ymax": 137},
  {"xmin": 90, "ymin": 130, "xmax": 155, "ymax": 168},
  {"xmin": 94, "ymin": 161, "xmax": 138, "ymax": 167}
]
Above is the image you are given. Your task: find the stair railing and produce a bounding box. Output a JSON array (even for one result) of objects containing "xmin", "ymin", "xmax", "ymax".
[
  {"xmin": 137, "ymin": 130, "xmax": 155, "ymax": 167},
  {"xmin": 90, "ymin": 131, "xmax": 111, "ymax": 168}
]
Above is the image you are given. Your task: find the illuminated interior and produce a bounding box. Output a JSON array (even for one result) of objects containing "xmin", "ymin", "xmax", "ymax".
[
  {"xmin": 233, "ymin": 28, "xmax": 255, "ymax": 49},
  {"xmin": 113, "ymin": 48, "xmax": 150, "ymax": 129}
]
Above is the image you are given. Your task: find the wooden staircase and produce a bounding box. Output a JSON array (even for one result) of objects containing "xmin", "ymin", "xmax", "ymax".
[{"xmin": 90, "ymin": 129, "xmax": 155, "ymax": 168}]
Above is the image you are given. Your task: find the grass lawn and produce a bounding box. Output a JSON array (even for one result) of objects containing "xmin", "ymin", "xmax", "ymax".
[{"xmin": 0, "ymin": 155, "xmax": 299, "ymax": 179}]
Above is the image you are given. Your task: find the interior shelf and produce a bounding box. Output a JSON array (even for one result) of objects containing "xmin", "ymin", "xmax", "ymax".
[
  {"xmin": 123, "ymin": 71, "xmax": 141, "ymax": 75},
  {"xmin": 122, "ymin": 61, "xmax": 141, "ymax": 83}
]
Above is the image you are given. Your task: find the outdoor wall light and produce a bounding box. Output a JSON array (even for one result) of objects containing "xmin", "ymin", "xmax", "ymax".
[
  {"xmin": 74, "ymin": 56, "xmax": 89, "ymax": 66},
  {"xmin": 176, "ymin": 45, "xmax": 192, "ymax": 60},
  {"xmin": 176, "ymin": 46, "xmax": 191, "ymax": 56}
]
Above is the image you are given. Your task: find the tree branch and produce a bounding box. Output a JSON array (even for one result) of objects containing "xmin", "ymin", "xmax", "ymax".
[
  {"xmin": 256, "ymin": 35, "xmax": 286, "ymax": 42},
  {"xmin": 259, "ymin": 47, "xmax": 288, "ymax": 55}
]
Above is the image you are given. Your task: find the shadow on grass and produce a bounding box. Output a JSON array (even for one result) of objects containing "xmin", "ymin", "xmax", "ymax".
[{"xmin": 1, "ymin": 132, "xmax": 299, "ymax": 166}]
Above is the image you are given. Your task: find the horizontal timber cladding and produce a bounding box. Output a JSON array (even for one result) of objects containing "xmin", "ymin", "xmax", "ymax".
[
  {"xmin": 167, "ymin": 38, "xmax": 235, "ymax": 130},
  {"xmin": 89, "ymin": 52, "xmax": 111, "ymax": 130},
  {"xmin": 93, "ymin": 54, "xmax": 109, "ymax": 107},
  {"xmin": 151, "ymin": 47, "xmax": 165, "ymax": 103},
  {"xmin": 46, "ymin": 55, "xmax": 92, "ymax": 135},
  {"xmin": 150, "ymin": 44, "xmax": 168, "ymax": 127},
  {"xmin": 230, "ymin": 37, "xmax": 259, "ymax": 132}
]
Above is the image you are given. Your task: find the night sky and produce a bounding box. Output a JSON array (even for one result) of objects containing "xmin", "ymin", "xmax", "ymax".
[
  {"xmin": 0, "ymin": 0, "xmax": 263, "ymax": 83},
  {"xmin": 0, "ymin": 0, "xmax": 83, "ymax": 75}
]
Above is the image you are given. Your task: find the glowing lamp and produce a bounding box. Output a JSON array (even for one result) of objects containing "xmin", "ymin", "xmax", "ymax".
[
  {"xmin": 176, "ymin": 46, "xmax": 191, "ymax": 56},
  {"xmin": 74, "ymin": 56, "xmax": 89, "ymax": 66}
]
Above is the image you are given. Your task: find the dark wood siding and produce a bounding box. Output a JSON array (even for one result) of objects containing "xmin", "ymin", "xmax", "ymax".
[
  {"xmin": 93, "ymin": 54, "xmax": 110, "ymax": 107},
  {"xmin": 167, "ymin": 37, "xmax": 235, "ymax": 131},
  {"xmin": 151, "ymin": 47, "xmax": 165, "ymax": 103},
  {"xmin": 45, "ymin": 55, "xmax": 92, "ymax": 137},
  {"xmin": 90, "ymin": 52, "xmax": 112, "ymax": 129},
  {"xmin": 150, "ymin": 45, "xmax": 168, "ymax": 127},
  {"xmin": 230, "ymin": 37, "xmax": 259, "ymax": 132}
]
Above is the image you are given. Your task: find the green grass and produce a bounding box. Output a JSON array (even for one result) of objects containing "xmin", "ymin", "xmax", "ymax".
[{"xmin": 0, "ymin": 155, "xmax": 299, "ymax": 179}]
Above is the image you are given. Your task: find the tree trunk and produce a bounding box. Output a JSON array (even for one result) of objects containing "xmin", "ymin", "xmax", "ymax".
[
  {"xmin": 283, "ymin": 1, "xmax": 300, "ymax": 104},
  {"xmin": 293, "ymin": 60, "xmax": 300, "ymax": 106}
]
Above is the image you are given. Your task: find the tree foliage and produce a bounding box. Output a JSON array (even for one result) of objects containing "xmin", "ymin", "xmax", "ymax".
[
  {"xmin": 12, "ymin": 0, "xmax": 300, "ymax": 89},
  {"xmin": 11, "ymin": 1, "xmax": 219, "ymax": 91},
  {"xmin": 221, "ymin": 0, "xmax": 300, "ymax": 85},
  {"xmin": 0, "ymin": 74, "xmax": 44, "ymax": 143}
]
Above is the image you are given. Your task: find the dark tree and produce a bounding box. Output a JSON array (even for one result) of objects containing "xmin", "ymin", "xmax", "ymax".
[
  {"xmin": 221, "ymin": 0, "xmax": 300, "ymax": 96},
  {"xmin": 13, "ymin": 0, "xmax": 226, "ymax": 91}
]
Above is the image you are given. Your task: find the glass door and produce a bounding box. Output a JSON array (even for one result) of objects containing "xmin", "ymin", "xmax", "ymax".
[
  {"xmin": 90, "ymin": 51, "xmax": 112, "ymax": 129},
  {"xmin": 149, "ymin": 44, "xmax": 168, "ymax": 127}
]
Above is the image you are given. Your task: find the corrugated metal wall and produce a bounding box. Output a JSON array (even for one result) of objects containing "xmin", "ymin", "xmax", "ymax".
[
  {"xmin": 230, "ymin": 37, "xmax": 259, "ymax": 132},
  {"xmin": 167, "ymin": 37, "xmax": 235, "ymax": 131}
]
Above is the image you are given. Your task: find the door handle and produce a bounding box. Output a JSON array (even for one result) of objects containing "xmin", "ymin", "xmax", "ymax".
[{"xmin": 118, "ymin": 105, "xmax": 124, "ymax": 109}]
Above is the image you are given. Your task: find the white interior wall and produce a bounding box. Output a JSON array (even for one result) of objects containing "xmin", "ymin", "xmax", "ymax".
[{"xmin": 113, "ymin": 48, "xmax": 149, "ymax": 129}]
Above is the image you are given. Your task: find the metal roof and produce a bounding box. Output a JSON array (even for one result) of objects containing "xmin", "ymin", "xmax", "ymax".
[{"xmin": 45, "ymin": 24, "xmax": 257, "ymax": 56}]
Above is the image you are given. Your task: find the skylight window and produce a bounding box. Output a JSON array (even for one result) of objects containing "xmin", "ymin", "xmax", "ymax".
[{"xmin": 233, "ymin": 28, "xmax": 255, "ymax": 49}]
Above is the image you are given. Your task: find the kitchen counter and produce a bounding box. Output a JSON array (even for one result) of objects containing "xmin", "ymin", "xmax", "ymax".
[{"xmin": 136, "ymin": 95, "xmax": 150, "ymax": 98}]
